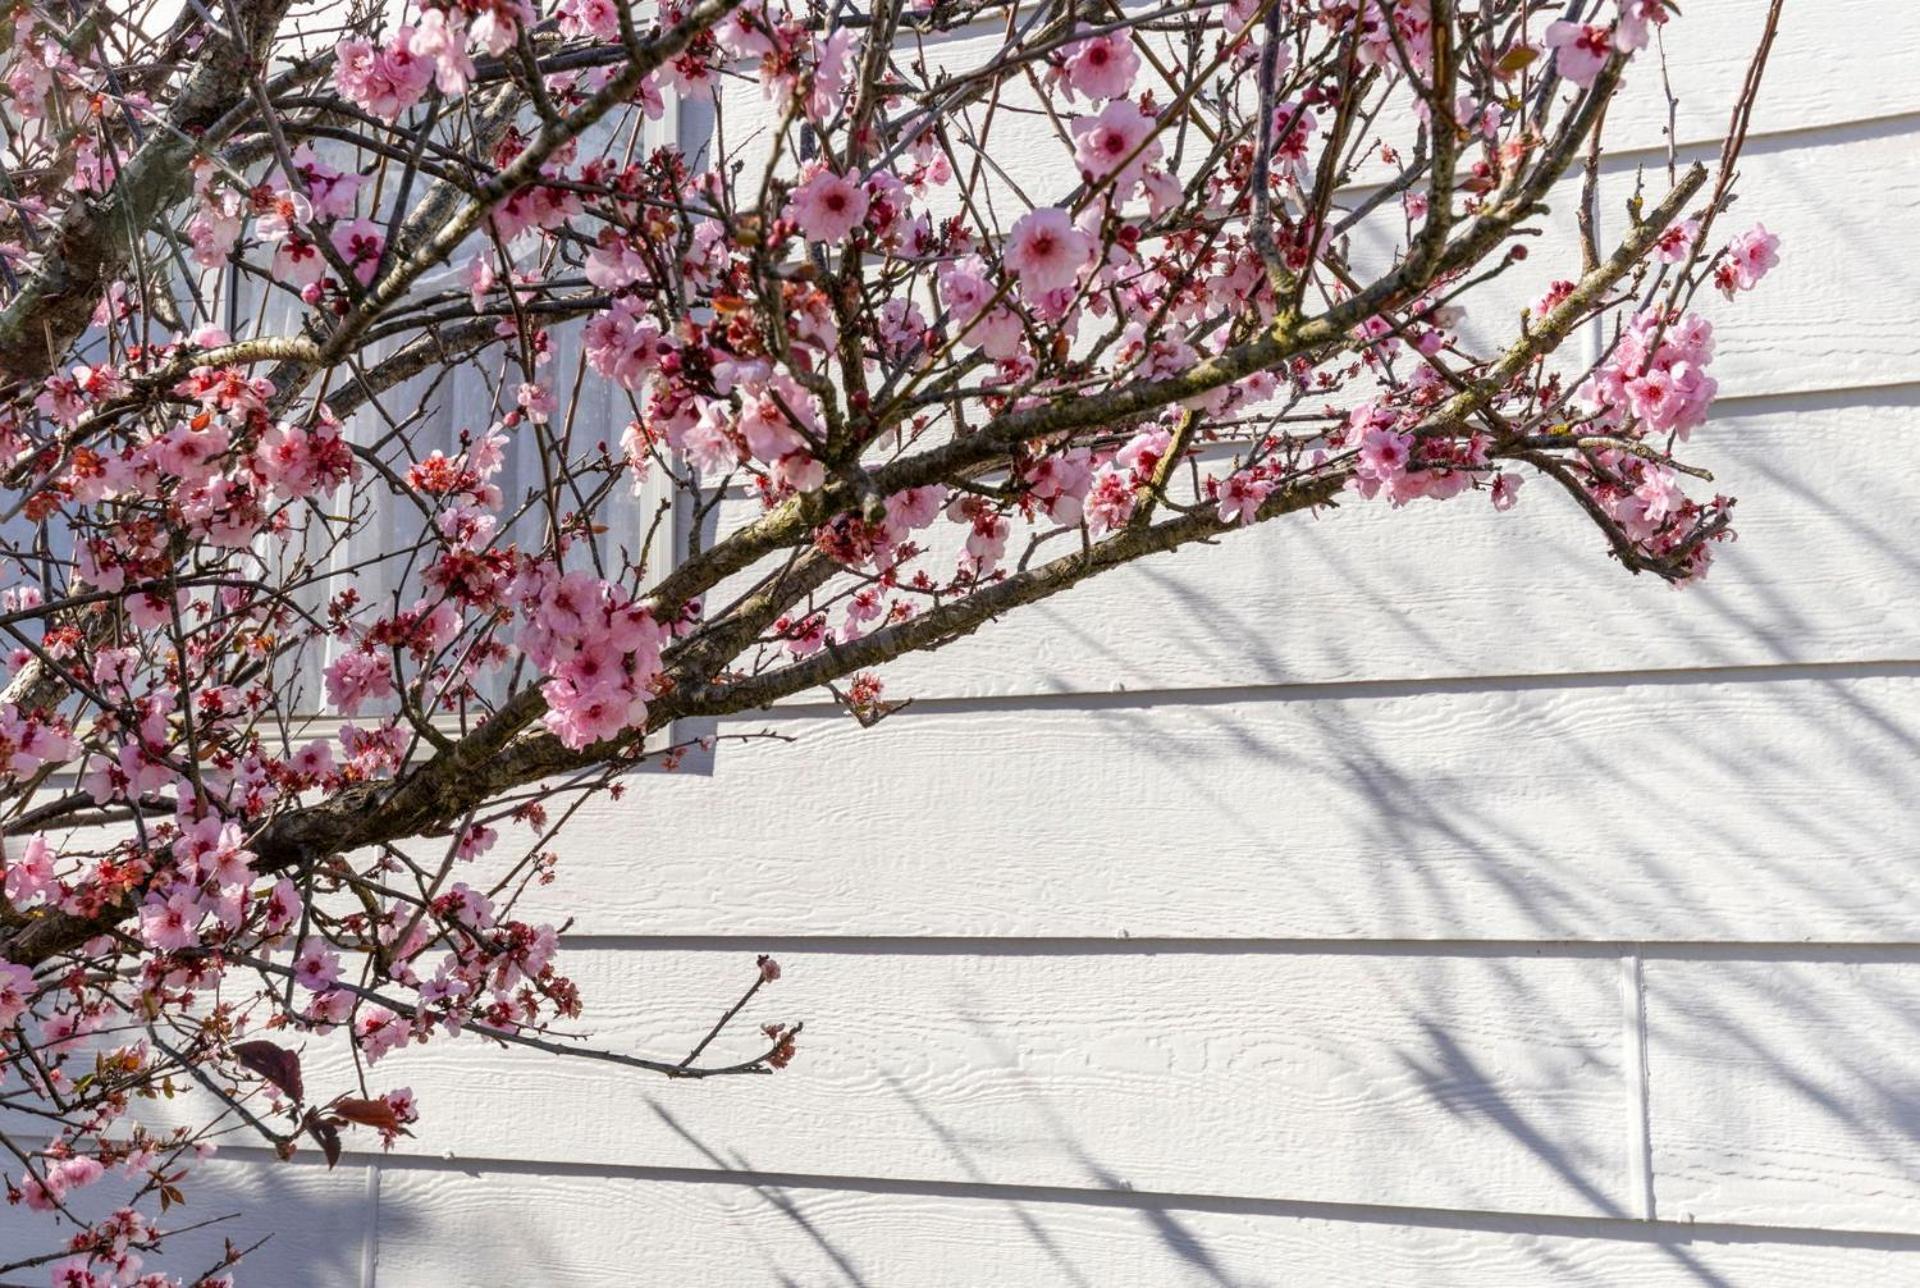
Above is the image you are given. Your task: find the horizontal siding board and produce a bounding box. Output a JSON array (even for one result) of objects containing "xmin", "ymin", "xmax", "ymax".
[
  {"xmin": 1605, "ymin": 2, "xmax": 1920, "ymax": 151},
  {"xmin": 704, "ymin": 389, "xmax": 1920, "ymax": 702},
  {"xmin": 1645, "ymin": 959, "xmax": 1920, "ymax": 1234},
  {"xmin": 521, "ymin": 674, "xmax": 1920, "ymax": 942},
  {"xmin": 1609, "ymin": 118, "xmax": 1920, "ymax": 401},
  {"xmin": 374, "ymin": 1165, "xmax": 1920, "ymax": 1287},
  {"xmin": 287, "ymin": 950, "xmax": 1632, "ymax": 1219}
]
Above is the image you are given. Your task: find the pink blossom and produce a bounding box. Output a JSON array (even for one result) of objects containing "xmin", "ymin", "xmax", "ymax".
[
  {"xmin": 71, "ymin": 135, "xmax": 116, "ymax": 192},
  {"xmin": 1624, "ymin": 360, "xmax": 1716, "ymax": 436},
  {"xmin": 583, "ymin": 297, "xmax": 664, "ymax": 390},
  {"xmin": 467, "ymin": 254, "xmax": 497, "ymax": 308},
  {"xmin": 1532, "ymin": 279, "xmax": 1576, "ymax": 318},
  {"xmin": 1213, "ymin": 471, "xmax": 1272, "ymax": 526},
  {"xmin": 1654, "ymin": 217, "xmax": 1699, "ymax": 264},
  {"xmin": 716, "ymin": 1, "xmax": 773, "ymax": 56},
  {"xmin": 947, "ymin": 495, "xmax": 1011, "ymax": 574},
  {"xmin": 34, "ymin": 373, "xmax": 86, "ymax": 426},
  {"xmin": 469, "ymin": 0, "xmax": 530, "ymax": 56},
  {"xmin": 289, "ymin": 740, "xmax": 335, "ymax": 779},
  {"xmin": 1072, "ymin": 100, "xmax": 1162, "ymax": 190},
  {"xmin": 1004, "ymin": 209, "xmax": 1094, "ymax": 298},
  {"xmin": 186, "ymin": 185, "xmax": 245, "ymax": 268},
  {"xmin": 787, "ymin": 168, "xmax": 870, "ymax": 243},
  {"xmin": 1267, "ymin": 101, "xmax": 1319, "ymax": 166},
  {"xmin": 21, "ymin": 1176, "xmax": 63, "ymax": 1214},
  {"xmin": 55, "ymin": 1156, "xmax": 104, "ymax": 1191},
  {"xmin": 519, "ymin": 574, "xmax": 664, "ymax": 751},
  {"xmin": 306, "ymin": 990, "xmax": 354, "ymax": 1031},
  {"xmin": 1025, "ymin": 448, "xmax": 1094, "ymax": 525},
  {"xmin": 941, "ymin": 260, "xmax": 1025, "ymax": 356},
  {"xmin": 805, "ymin": 29, "xmax": 857, "ymax": 121},
  {"xmin": 274, "ymin": 235, "xmax": 327, "ymax": 288},
  {"xmin": 680, "ymin": 405, "xmax": 739, "ymax": 473},
  {"xmin": 456, "ymin": 824, "xmax": 498, "ymax": 861},
  {"xmin": 0, "ymin": 706, "xmax": 77, "ymax": 776},
  {"xmin": 738, "ymin": 389, "xmax": 814, "ymax": 464},
  {"xmin": 1578, "ymin": 308, "xmax": 1719, "ymax": 439},
  {"xmin": 293, "ymin": 144, "xmax": 363, "ymax": 220},
  {"xmin": 1062, "ymin": 30, "xmax": 1140, "ymax": 101},
  {"xmin": 1084, "ymin": 469, "xmax": 1137, "ymax": 537},
  {"xmin": 5, "ymin": 833, "xmax": 57, "ymax": 907},
  {"xmin": 330, "ymin": 218, "xmax": 387, "ymax": 285},
  {"xmin": 411, "ymin": 8, "xmax": 476, "ymax": 95},
  {"xmin": 1358, "ymin": 427, "xmax": 1414, "ymax": 479},
  {"xmin": 1721, "ymin": 222, "xmax": 1781, "ymax": 295},
  {"xmin": 138, "ymin": 891, "xmax": 202, "ymax": 952},
  {"xmin": 294, "ymin": 940, "xmax": 342, "ymax": 992},
  {"xmin": 334, "ymin": 30, "xmax": 436, "ymax": 122},
  {"xmin": 1115, "ymin": 428, "xmax": 1172, "ymax": 479},
  {"xmin": 1544, "ymin": 22, "xmax": 1612, "ymax": 88},
  {"xmin": 355, "ymin": 1005, "xmax": 410, "ymax": 1063},
  {"xmin": 1616, "ymin": 0, "xmax": 1674, "ymax": 52},
  {"xmin": 885, "ymin": 485, "xmax": 947, "ymax": 531},
  {"xmin": 0, "ymin": 959, "xmax": 33, "ymax": 1026},
  {"xmin": 262, "ymin": 877, "xmax": 304, "ymax": 936},
  {"xmin": 1490, "ymin": 472, "xmax": 1524, "ymax": 511},
  {"xmin": 783, "ymin": 613, "xmax": 828, "ymax": 658},
  {"xmin": 324, "ymin": 650, "xmax": 395, "ymax": 716}
]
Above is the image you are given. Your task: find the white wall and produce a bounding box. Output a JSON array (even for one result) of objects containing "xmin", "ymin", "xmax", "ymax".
[{"xmin": 167, "ymin": 6, "xmax": 1920, "ymax": 1283}]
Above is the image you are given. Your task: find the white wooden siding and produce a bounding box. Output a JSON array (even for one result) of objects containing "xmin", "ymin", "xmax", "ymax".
[{"xmin": 140, "ymin": 6, "xmax": 1920, "ymax": 1283}]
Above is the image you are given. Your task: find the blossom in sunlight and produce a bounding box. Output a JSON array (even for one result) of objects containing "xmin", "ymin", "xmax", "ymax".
[
  {"xmin": 1544, "ymin": 21, "xmax": 1612, "ymax": 87},
  {"xmin": 1062, "ymin": 29, "xmax": 1140, "ymax": 101},
  {"xmin": 787, "ymin": 167, "xmax": 871, "ymax": 243},
  {"xmin": 1005, "ymin": 208, "xmax": 1094, "ymax": 297}
]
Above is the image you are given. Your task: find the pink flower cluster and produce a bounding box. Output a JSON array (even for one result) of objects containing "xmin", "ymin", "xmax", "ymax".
[
  {"xmin": 515, "ymin": 569, "xmax": 668, "ymax": 749},
  {"xmin": 1579, "ymin": 309, "xmax": 1719, "ymax": 441},
  {"xmin": 1342, "ymin": 399, "xmax": 1499, "ymax": 508},
  {"xmin": 1715, "ymin": 223, "xmax": 1780, "ymax": 299},
  {"xmin": 1545, "ymin": 2, "xmax": 1669, "ymax": 88},
  {"xmin": 334, "ymin": 2, "xmax": 516, "ymax": 122},
  {"xmin": 1058, "ymin": 28, "xmax": 1140, "ymax": 102},
  {"xmin": 787, "ymin": 167, "xmax": 871, "ymax": 244},
  {"xmin": 334, "ymin": 28, "xmax": 437, "ymax": 122}
]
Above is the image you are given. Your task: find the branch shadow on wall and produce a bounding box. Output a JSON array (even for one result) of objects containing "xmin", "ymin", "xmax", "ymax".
[{"xmin": 0, "ymin": 1152, "xmax": 392, "ymax": 1288}]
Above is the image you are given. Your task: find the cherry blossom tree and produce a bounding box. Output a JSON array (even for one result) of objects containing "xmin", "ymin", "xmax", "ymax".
[{"xmin": 0, "ymin": 0, "xmax": 1783, "ymax": 1278}]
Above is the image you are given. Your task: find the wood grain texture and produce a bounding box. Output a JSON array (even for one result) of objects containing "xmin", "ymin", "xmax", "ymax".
[
  {"xmin": 281, "ymin": 949, "xmax": 1634, "ymax": 1220},
  {"xmin": 1605, "ymin": 2, "xmax": 1920, "ymax": 149},
  {"xmin": 515, "ymin": 674, "xmax": 1920, "ymax": 942},
  {"xmin": 1645, "ymin": 958, "xmax": 1920, "ymax": 1234},
  {"xmin": 374, "ymin": 1165, "xmax": 1920, "ymax": 1287}
]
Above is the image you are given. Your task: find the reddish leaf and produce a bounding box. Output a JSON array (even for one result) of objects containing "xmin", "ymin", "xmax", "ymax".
[
  {"xmin": 330, "ymin": 1097, "xmax": 412, "ymax": 1135},
  {"xmin": 303, "ymin": 1109, "xmax": 342, "ymax": 1169},
  {"xmin": 232, "ymin": 1040, "xmax": 304, "ymax": 1103}
]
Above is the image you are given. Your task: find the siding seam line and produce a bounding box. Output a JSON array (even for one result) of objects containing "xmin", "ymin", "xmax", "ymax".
[
  {"xmin": 755, "ymin": 657, "xmax": 1920, "ymax": 720},
  {"xmin": 360, "ymin": 1161, "xmax": 381, "ymax": 1288},
  {"xmin": 551, "ymin": 936, "xmax": 1920, "ymax": 959},
  {"xmin": 1620, "ymin": 949, "xmax": 1656, "ymax": 1221},
  {"xmin": 220, "ymin": 1140, "xmax": 1920, "ymax": 1251}
]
